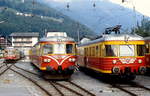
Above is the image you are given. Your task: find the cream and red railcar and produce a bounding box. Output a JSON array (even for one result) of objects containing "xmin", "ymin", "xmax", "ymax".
[
  {"xmin": 30, "ymin": 36, "xmax": 76, "ymax": 79},
  {"xmin": 78, "ymin": 34, "xmax": 146, "ymax": 80},
  {"xmin": 4, "ymin": 47, "xmax": 21, "ymax": 62}
]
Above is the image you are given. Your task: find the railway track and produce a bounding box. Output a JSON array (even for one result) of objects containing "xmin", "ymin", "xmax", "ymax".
[
  {"xmin": 0, "ymin": 63, "xmax": 15, "ymax": 76},
  {"xmin": 50, "ymin": 81, "xmax": 95, "ymax": 96},
  {"xmin": 10, "ymin": 68, "xmax": 52, "ymax": 96},
  {"xmin": 111, "ymin": 81, "xmax": 150, "ymax": 96},
  {"xmin": 14, "ymin": 65, "xmax": 96, "ymax": 96},
  {"xmin": 4, "ymin": 63, "xmax": 150, "ymax": 96},
  {"xmin": 0, "ymin": 64, "xmax": 5, "ymax": 69}
]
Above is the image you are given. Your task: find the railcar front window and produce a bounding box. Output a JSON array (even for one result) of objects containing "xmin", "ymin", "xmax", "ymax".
[
  {"xmin": 105, "ymin": 45, "xmax": 118, "ymax": 57},
  {"xmin": 66, "ymin": 44, "xmax": 73, "ymax": 54},
  {"xmin": 43, "ymin": 44, "xmax": 53, "ymax": 55},
  {"xmin": 137, "ymin": 45, "xmax": 145, "ymax": 56},
  {"xmin": 53, "ymin": 44, "xmax": 65, "ymax": 54},
  {"xmin": 120, "ymin": 45, "xmax": 134, "ymax": 56}
]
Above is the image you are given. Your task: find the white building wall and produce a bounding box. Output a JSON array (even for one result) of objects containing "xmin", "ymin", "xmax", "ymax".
[
  {"xmin": 11, "ymin": 36, "xmax": 39, "ymax": 56},
  {"xmin": 12, "ymin": 37, "xmax": 15, "ymax": 47},
  {"xmin": 32, "ymin": 37, "xmax": 38, "ymax": 46}
]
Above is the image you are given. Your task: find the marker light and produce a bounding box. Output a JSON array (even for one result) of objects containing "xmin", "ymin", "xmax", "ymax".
[{"xmin": 69, "ymin": 58, "xmax": 76, "ymax": 62}]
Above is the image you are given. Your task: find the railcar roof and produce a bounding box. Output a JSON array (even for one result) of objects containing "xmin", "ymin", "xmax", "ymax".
[
  {"xmin": 79, "ymin": 34, "xmax": 144, "ymax": 46},
  {"xmin": 144, "ymin": 37, "xmax": 150, "ymax": 40},
  {"xmin": 40, "ymin": 36, "xmax": 75, "ymax": 42}
]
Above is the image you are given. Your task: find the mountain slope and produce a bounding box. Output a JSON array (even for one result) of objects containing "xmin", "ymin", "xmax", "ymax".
[
  {"xmin": 0, "ymin": 0, "xmax": 95, "ymax": 40},
  {"xmin": 40, "ymin": 0, "xmax": 146, "ymax": 34}
]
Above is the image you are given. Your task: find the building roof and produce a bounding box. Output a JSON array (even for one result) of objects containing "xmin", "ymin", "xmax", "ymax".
[{"xmin": 10, "ymin": 32, "xmax": 39, "ymax": 37}]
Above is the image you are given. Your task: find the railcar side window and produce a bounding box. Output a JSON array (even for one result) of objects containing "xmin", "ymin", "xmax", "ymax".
[
  {"xmin": 66, "ymin": 44, "xmax": 73, "ymax": 54},
  {"xmin": 84, "ymin": 48, "xmax": 86, "ymax": 55},
  {"xmin": 96, "ymin": 46, "xmax": 99, "ymax": 57},
  {"xmin": 90, "ymin": 47, "xmax": 92, "ymax": 56},
  {"xmin": 92, "ymin": 47, "xmax": 95, "ymax": 56},
  {"xmin": 43, "ymin": 44, "xmax": 53, "ymax": 55},
  {"xmin": 87, "ymin": 48, "xmax": 89, "ymax": 56},
  {"xmin": 105, "ymin": 45, "xmax": 118, "ymax": 57},
  {"xmin": 120, "ymin": 45, "xmax": 134, "ymax": 56},
  {"xmin": 137, "ymin": 45, "xmax": 145, "ymax": 56},
  {"xmin": 146, "ymin": 44, "xmax": 150, "ymax": 53}
]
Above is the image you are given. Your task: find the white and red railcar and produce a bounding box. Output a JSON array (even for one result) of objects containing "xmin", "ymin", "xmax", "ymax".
[{"xmin": 30, "ymin": 36, "xmax": 77, "ymax": 79}]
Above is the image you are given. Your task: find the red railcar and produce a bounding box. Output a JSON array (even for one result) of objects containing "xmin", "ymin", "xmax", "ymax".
[
  {"xmin": 78, "ymin": 34, "xmax": 146, "ymax": 80},
  {"xmin": 145, "ymin": 37, "xmax": 150, "ymax": 70},
  {"xmin": 4, "ymin": 47, "xmax": 21, "ymax": 62},
  {"xmin": 30, "ymin": 36, "xmax": 76, "ymax": 79},
  {"xmin": 0, "ymin": 50, "xmax": 4, "ymax": 59}
]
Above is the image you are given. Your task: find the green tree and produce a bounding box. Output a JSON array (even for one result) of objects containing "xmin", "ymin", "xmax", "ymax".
[{"xmin": 132, "ymin": 18, "xmax": 150, "ymax": 37}]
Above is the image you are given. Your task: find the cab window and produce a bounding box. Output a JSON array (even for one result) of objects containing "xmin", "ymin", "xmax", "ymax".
[
  {"xmin": 105, "ymin": 45, "xmax": 118, "ymax": 57},
  {"xmin": 66, "ymin": 44, "xmax": 73, "ymax": 54},
  {"xmin": 137, "ymin": 45, "xmax": 145, "ymax": 56},
  {"xmin": 145, "ymin": 44, "xmax": 150, "ymax": 53}
]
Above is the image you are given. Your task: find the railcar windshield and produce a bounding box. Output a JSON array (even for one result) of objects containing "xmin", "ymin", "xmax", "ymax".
[
  {"xmin": 105, "ymin": 44, "xmax": 144, "ymax": 57},
  {"xmin": 42, "ymin": 43, "xmax": 74, "ymax": 55},
  {"xmin": 43, "ymin": 44, "xmax": 53, "ymax": 55},
  {"xmin": 53, "ymin": 44, "xmax": 66, "ymax": 54},
  {"xmin": 53, "ymin": 44, "xmax": 73, "ymax": 54},
  {"xmin": 120, "ymin": 45, "xmax": 135, "ymax": 56}
]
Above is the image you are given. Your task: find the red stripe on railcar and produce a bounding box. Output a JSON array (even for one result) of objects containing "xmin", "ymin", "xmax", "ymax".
[
  {"xmin": 79, "ymin": 56, "xmax": 145, "ymax": 74},
  {"xmin": 40, "ymin": 55, "xmax": 76, "ymax": 70}
]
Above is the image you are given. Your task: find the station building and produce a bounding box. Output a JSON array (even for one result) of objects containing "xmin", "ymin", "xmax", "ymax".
[
  {"xmin": 0, "ymin": 35, "xmax": 11, "ymax": 49},
  {"xmin": 10, "ymin": 32, "xmax": 39, "ymax": 56}
]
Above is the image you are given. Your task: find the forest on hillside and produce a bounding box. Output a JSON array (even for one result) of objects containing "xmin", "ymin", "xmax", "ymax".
[{"xmin": 0, "ymin": 0, "xmax": 95, "ymax": 39}]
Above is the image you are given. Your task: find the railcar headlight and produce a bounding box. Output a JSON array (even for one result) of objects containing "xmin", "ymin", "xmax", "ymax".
[
  {"xmin": 47, "ymin": 59, "xmax": 51, "ymax": 62},
  {"xmin": 112, "ymin": 60, "xmax": 117, "ymax": 64},
  {"xmin": 69, "ymin": 58, "xmax": 76, "ymax": 62},
  {"xmin": 43, "ymin": 59, "xmax": 51, "ymax": 62},
  {"xmin": 44, "ymin": 59, "xmax": 48, "ymax": 62},
  {"xmin": 138, "ymin": 59, "xmax": 142, "ymax": 63}
]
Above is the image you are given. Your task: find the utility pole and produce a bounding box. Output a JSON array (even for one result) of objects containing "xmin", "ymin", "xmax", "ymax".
[
  {"xmin": 133, "ymin": 5, "xmax": 137, "ymax": 34},
  {"xmin": 44, "ymin": 29, "xmax": 47, "ymax": 37},
  {"xmin": 77, "ymin": 23, "xmax": 80, "ymax": 44}
]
